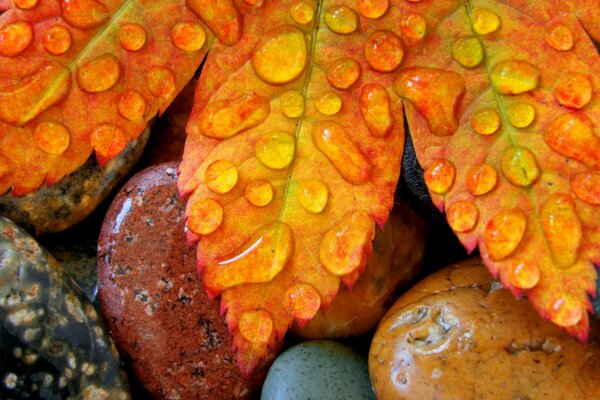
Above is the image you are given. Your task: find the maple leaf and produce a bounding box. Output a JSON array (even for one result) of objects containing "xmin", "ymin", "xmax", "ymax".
[
  {"xmin": 0, "ymin": 0, "xmax": 229, "ymax": 196},
  {"xmin": 178, "ymin": 0, "xmax": 403, "ymax": 374}
]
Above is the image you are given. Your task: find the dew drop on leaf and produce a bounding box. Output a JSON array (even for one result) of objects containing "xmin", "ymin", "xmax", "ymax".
[
  {"xmin": 172, "ymin": 22, "xmax": 206, "ymax": 52},
  {"xmin": 289, "ymin": 1, "xmax": 314, "ymax": 25},
  {"xmin": 359, "ymin": 83, "xmax": 393, "ymax": 138},
  {"xmin": 239, "ymin": 310, "xmax": 273, "ymax": 344},
  {"xmin": 0, "ymin": 21, "xmax": 33, "ymax": 57},
  {"xmin": 244, "ymin": 180, "xmax": 274, "ymax": 207},
  {"xmin": 42, "ymin": 25, "xmax": 72, "ymax": 55},
  {"xmin": 401, "ymin": 12, "xmax": 426, "ymax": 40},
  {"xmin": 501, "ymin": 146, "xmax": 541, "ymax": 187},
  {"xmin": 33, "ymin": 121, "xmax": 70, "ymax": 155},
  {"xmin": 119, "ymin": 23, "xmax": 147, "ymax": 52},
  {"xmin": 315, "ymin": 92, "xmax": 342, "ymax": 115},
  {"xmin": 298, "ymin": 179, "xmax": 329, "ymax": 213},
  {"xmin": 185, "ymin": 0, "xmax": 242, "ymax": 46},
  {"xmin": 550, "ymin": 296, "xmax": 582, "ymax": 327},
  {"xmin": 452, "ymin": 36, "xmax": 483, "ymax": 69},
  {"xmin": 571, "ymin": 172, "xmax": 600, "ymax": 205},
  {"xmin": 324, "ymin": 5, "xmax": 358, "ymax": 35},
  {"xmin": 280, "ymin": 90, "xmax": 304, "ymax": 118},
  {"xmin": 205, "ymin": 160, "xmax": 238, "ymax": 194},
  {"xmin": 285, "ymin": 283, "xmax": 321, "ymax": 322},
  {"xmin": 554, "ymin": 71, "xmax": 592, "ymax": 110},
  {"xmin": 90, "ymin": 124, "xmax": 127, "ymax": 161},
  {"xmin": 540, "ymin": 193, "xmax": 582, "ymax": 269},
  {"xmin": 507, "ymin": 102, "xmax": 535, "ymax": 128},
  {"xmin": 252, "ymin": 25, "xmax": 307, "ymax": 85},
  {"xmin": 424, "ymin": 159, "xmax": 456, "ymax": 195},
  {"xmin": 544, "ymin": 113, "xmax": 600, "ymax": 170},
  {"xmin": 255, "ymin": 131, "xmax": 296, "ymax": 170},
  {"xmin": 490, "ymin": 60, "xmax": 540, "ymax": 95},
  {"xmin": 146, "ymin": 66, "xmax": 176, "ymax": 98},
  {"xmin": 14, "ymin": 0, "xmax": 38, "ymax": 9},
  {"xmin": 188, "ymin": 198, "xmax": 224, "ymax": 235},
  {"xmin": 466, "ymin": 163, "xmax": 497, "ymax": 196},
  {"xmin": 199, "ymin": 93, "xmax": 270, "ymax": 139},
  {"xmin": 326, "ymin": 58, "xmax": 361, "ymax": 90},
  {"xmin": 357, "ymin": 0, "xmax": 389, "ymax": 19},
  {"xmin": 506, "ymin": 260, "xmax": 539, "ymax": 289},
  {"xmin": 61, "ymin": 0, "xmax": 110, "ymax": 30},
  {"xmin": 446, "ymin": 200, "xmax": 478, "ymax": 233},
  {"xmin": 470, "ymin": 108, "xmax": 500, "ymax": 135},
  {"xmin": 118, "ymin": 89, "xmax": 146, "ymax": 121},
  {"xmin": 484, "ymin": 208, "xmax": 527, "ymax": 261},
  {"xmin": 77, "ymin": 54, "xmax": 121, "ymax": 93},
  {"xmin": 471, "ymin": 8, "xmax": 501, "ymax": 35},
  {"xmin": 544, "ymin": 23, "xmax": 574, "ymax": 52},
  {"xmin": 365, "ymin": 30, "xmax": 404, "ymax": 72}
]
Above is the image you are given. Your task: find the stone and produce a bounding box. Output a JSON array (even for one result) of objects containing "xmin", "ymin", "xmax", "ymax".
[
  {"xmin": 261, "ymin": 340, "xmax": 375, "ymax": 400},
  {"xmin": 0, "ymin": 216, "xmax": 129, "ymax": 399},
  {"xmin": 97, "ymin": 162, "xmax": 273, "ymax": 400}
]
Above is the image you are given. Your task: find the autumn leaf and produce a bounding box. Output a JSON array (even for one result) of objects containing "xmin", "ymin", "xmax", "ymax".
[
  {"xmin": 178, "ymin": 0, "xmax": 403, "ymax": 374},
  {"xmin": 0, "ymin": 0, "xmax": 225, "ymax": 196}
]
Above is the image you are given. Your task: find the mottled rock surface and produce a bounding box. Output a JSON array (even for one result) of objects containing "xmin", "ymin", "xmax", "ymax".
[
  {"xmin": 0, "ymin": 216, "xmax": 129, "ymax": 399},
  {"xmin": 98, "ymin": 162, "xmax": 274, "ymax": 400}
]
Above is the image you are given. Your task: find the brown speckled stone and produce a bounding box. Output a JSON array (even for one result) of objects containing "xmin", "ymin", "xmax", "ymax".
[{"xmin": 97, "ymin": 162, "xmax": 274, "ymax": 400}]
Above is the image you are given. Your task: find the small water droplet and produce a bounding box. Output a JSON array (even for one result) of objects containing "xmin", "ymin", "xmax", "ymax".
[
  {"xmin": 90, "ymin": 124, "xmax": 127, "ymax": 162},
  {"xmin": 359, "ymin": 83, "xmax": 392, "ymax": 137},
  {"xmin": 0, "ymin": 21, "xmax": 33, "ymax": 57},
  {"xmin": 61, "ymin": 0, "xmax": 110, "ymax": 29},
  {"xmin": 298, "ymin": 179, "xmax": 329, "ymax": 213},
  {"xmin": 188, "ymin": 198, "xmax": 223, "ymax": 235},
  {"xmin": 357, "ymin": 0, "xmax": 388, "ymax": 19},
  {"xmin": 77, "ymin": 54, "xmax": 121, "ymax": 93},
  {"xmin": 280, "ymin": 90, "xmax": 304, "ymax": 118},
  {"xmin": 326, "ymin": 58, "xmax": 361, "ymax": 90},
  {"xmin": 238, "ymin": 310, "xmax": 273, "ymax": 344},
  {"xmin": 118, "ymin": 89, "xmax": 146, "ymax": 121},
  {"xmin": 501, "ymin": 146, "xmax": 540, "ymax": 187},
  {"xmin": 485, "ymin": 208, "xmax": 527, "ymax": 261},
  {"xmin": 365, "ymin": 30, "xmax": 404, "ymax": 72},
  {"xmin": 452, "ymin": 36, "xmax": 483, "ymax": 69},
  {"xmin": 401, "ymin": 12, "xmax": 426, "ymax": 40},
  {"xmin": 471, "ymin": 109, "xmax": 500, "ymax": 135},
  {"xmin": 554, "ymin": 71, "xmax": 592, "ymax": 109},
  {"xmin": 185, "ymin": 0, "xmax": 242, "ymax": 45},
  {"xmin": 147, "ymin": 66, "xmax": 175, "ymax": 98},
  {"xmin": 319, "ymin": 210, "xmax": 374, "ymax": 276},
  {"xmin": 205, "ymin": 160, "xmax": 238, "ymax": 194},
  {"xmin": 119, "ymin": 23, "xmax": 146, "ymax": 51},
  {"xmin": 43, "ymin": 25, "xmax": 72, "ymax": 55},
  {"xmin": 471, "ymin": 8, "xmax": 500, "ymax": 35},
  {"xmin": 172, "ymin": 22, "xmax": 206, "ymax": 52},
  {"xmin": 252, "ymin": 25, "xmax": 307, "ymax": 85},
  {"xmin": 33, "ymin": 121, "xmax": 70, "ymax": 155},
  {"xmin": 290, "ymin": 1, "xmax": 314, "ymax": 25},
  {"xmin": 545, "ymin": 23, "xmax": 574, "ymax": 51},
  {"xmin": 466, "ymin": 163, "xmax": 497, "ymax": 196},
  {"xmin": 550, "ymin": 296, "xmax": 582, "ymax": 327},
  {"xmin": 424, "ymin": 159, "xmax": 455, "ymax": 194},
  {"xmin": 491, "ymin": 60, "xmax": 540, "ymax": 95},
  {"xmin": 506, "ymin": 260, "xmax": 539, "ymax": 289},
  {"xmin": 315, "ymin": 92, "xmax": 342, "ymax": 115},
  {"xmin": 285, "ymin": 283, "xmax": 321, "ymax": 322},
  {"xmin": 325, "ymin": 5, "xmax": 358, "ymax": 34},
  {"xmin": 446, "ymin": 201, "xmax": 478, "ymax": 232},
  {"xmin": 544, "ymin": 113, "xmax": 600, "ymax": 170},
  {"xmin": 245, "ymin": 180, "xmax": 274, "ymax": 207},
  {"xmin": 255, "ymin": 131, "xmax": 295, "ymax": 170},
  {"xmin": 312, "ymin": 121, "xmax": 372, "ymax": 185},
  {"xmin": 541, "ymin": 193, "xmax": 582, "ymax": 269},
  {"xmin": 14, "ymin": 0, "xmax": 38, "ymax": 9},
  {"xmin": 571, "ymin": 172, "xmax": 600, "ymax": 205},
  {"xmin": 507, "ymin": 102, "xmax": 535, "ymax": 128}
]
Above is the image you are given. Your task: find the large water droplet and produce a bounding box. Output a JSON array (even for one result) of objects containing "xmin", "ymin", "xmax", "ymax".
[
  {"xmin": 471, "ymin": 8, "xmax": 501, "ymax": 35},
  {"xmin": 118, "ymin": 89, "xmax": 146, "ymax": 121},
  {"xmin": 312, "ymin": 121, "xmax": 372, "ymax": 185},
  {"xmin": 541, "ymin": 193, "xmax": 582, "ymax": 269},
  {"xmin": 357, "ymin": 0, "xmax": 388, "ymax": 19},
  {"xmin": 205, "ymin": 160, "xmax": 238, "ymax": 194},
  {"xmin": 446, "ymin": 200, "xmax": 478, "ymax": 233},
  {"xmin": 424, "ymin": 158, "xmax": 455, "ymax": 194},
  {"xmin": 501, "ymin": 146, "xmax": 540, "ymax": 187},
  {"xmin": 90, "ymin": 124, "xmax": 127, "ymax": 162},
  {"xmin": 14, "ymin": 0, "xmax": 38, "ymax": 9},
  {"xmin": 172, "ymin": 22, "xmax": 206, "ymax": 52},
  {"xmin": 319, "ymin": 210, "xmax": 374, "ymax": 276},
  {"xmin": 252, "ymin": 25, "xmax": 307, "ymax": 85},
  {"xmin": 119, "ymin": 23, "xmax": 146, "ymax": 52},
  {"xmin": 185, "ymin": 0, "xmax": 242, "ymax": 45},
  {"xmin": 359, "ymin": 83, "xmax": 392, "ymax": 137},
  {"xmin": 285, "ymin": 283, "xmax": 321, "ymax": 322},
  {"xmin": 238, "ymin": 310, "xmax": 273, "ymax": 344},
  {"xmin": 325, "ymin": 5, "xmax": 358, "ymax": 34},
  {"xmin": 491, "ymin": 60, "xmax": 540, "ymax": 95},
  {"xmin": 571, "ymin": 172, "xmax": 600, "ymax": 205},
  {"xmin": 33, "ymin": 121, "xmax": 70, "ymax": 155},
  {"xmin": 466, "ymin": 163, "xmax": 497, "ymax": 195},
  {"xmin": 290, "ymin": 1, "xmax": 314, "ymax": 25},
  {"xmin": 315, "ymin": 92, "xmax": 342, "ymax": 115},
  {"xmin": 43, "ymin": 25, "xmax": 72, "ymax": 55},
  {"xmin": 146, "ymin": 66, "xmax": 176, "ymax": 98},
  {"xmin": 554, "ymin": 71, "xmax": 592, "ymax": 110},
  {"xmin": 326, "ymin": 58, "xmax": 361, "ymax": 90},
  {"xmin": 188, "ymin": 198, "xmax": 223, "ymax": 235},
  {"xmin": 280, "ymin": 90, "xmax": 304, "ymax": 118},
  {"xmin": 77, "ymin": 54, "xmax": 121, "ymax": 93},
  {"xmin": 0, "ymin": 21, "xmax": 33, "ymax": 57},
  {"xmin": 61, "ymin": 0, "xmax": 110, "ymax": 29},
  {"xmin": 507, "ymin": 102, "xmax": 535, "ymax": 128},
  {"xmin": 545, "ymin": 23, "xmax": 574, "ymax": 51},
  {"xmin": 365, "ymin": 30, "xmax": 404, "ymax": 72},
  {"xmin": 244, "ymin": 180, "xmax": 274, "ymax": 207},
  {"xmin": 506, "ymin": 260, "xmax": 539, "ymax": 289},
  {"xmin": 550, "ymin": 296, "xmax": 582, "ymax": 327},
  {"xmin": 298, "ymin": 179, "xmax": 329, "ymax": 213},
  {"xmin": 401, "ymin": 12, "xmax": 426, "ymax": 40},
  {"xmin": 255, "ymin": 131, "xmax": 295, "ymax": 170},
  {"xmin": 395, "ymin": 67, "xmax": 465, "ymax": 136},
  {"xmin": 471, "ymin": 108, "xmax": 500, "ymax": 135},
  {"xmin": 484, "ymin": 208, "xmax": 527, "ymax": 261},
  {"xmin": 452, "ymin": 36, "xmax": 483, "ymax": 69},
  {"xmin": 544, "ymin": 113, "xmax": 600, "ymax": 170}
]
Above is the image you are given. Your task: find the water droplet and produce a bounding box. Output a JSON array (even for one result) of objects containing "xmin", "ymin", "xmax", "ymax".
[
  {"xmin": 471, "ymin": 8, "xmax": 500, "ymax": 35},
  {"xmin": 119, "ymin": 23, "xmax": 146, "ymax": 52},
  {"xmin": 325, "ymin": 5, "xmax": 358, "ymax": 34},
  {"xmin": 501, "ymin": 146, "xmax": 540, "ymax": 187},
  {"xmin": 506, "ymin": 260, "xmax": 539, "ymax": 289},
  {"xmin": 198, "ymin": 92, "xmax": 270, "ymax": 139},
  {"xmin": 357, "ymin": 0, "xmax": 388, "ymax": 19},
  {"xmin": 204, "ymin": 222, "xmax": 294, "ymax": 295},
  {"xmin": 204, "ymin": 160, "xmax": 238, "ymax": 194},
  {"xmin": 484, "ymin": 208, "xmax": 527, "ymax": 261},
  {"xmin": 90, "ymin": 124, "xmax": 127, "ymax": 162},
  {"xmin": 185, "ymin": 0, "xmax": 242, "ymax": 45},
  {"xmin": 77, "ymin": 54, "xmax": 121, "ymax": 93},
  {"xmin": 544, "ymin": 113, "xmax": 600, "ymax": 170},
  {"xmin": 14, "ymin": 0, "xmax": 38, "ymax": 9},
  {"xmin": 424, "ymin": 159, "xmax": 455, "ymax": 194},
  {"xmin": 571, "ymin": 172, "xmax": 600, "ymax": 205},
  {"xmin": 290, "ymin": 1, "xmax": 314, "ymax": 25},
  {"xmin": 238, "ymin": 310, "xmax": 273, "ymax": 344},
  {"xmin": 280, "ymin": 90, "xmax": 304, "ymax": 118},
  {"xmin": 42, "ymin": 25, "xmax": 72, "ymax": 55},
  {"xmin": 0, "ymin": 21, "xmax": 33, "ymax": 57},
  {"xmin": 244, "ymin": 180, "xmax": 274, "ymax": 207},
  {"xmin": 33, "ymin": 121, "xmax": 70, "ymax": 155},
  {"xmin": 61, "ymin": 0, "xmax": 110, "ymax": 29},
  {"xmin": 319, "ymin": 210, "xmax": 374, "ymax": 276},
  {"xmin": 359, "ymin": 83, "xmax": 393, "ymax": 137},
  {"xmin": 452, "ymin": 36, "xmax": 483, "ymax": 69},
  {"xmin": 285, "ymin": 283, "xmax": 321, "ymax": 322},
  {"xmin": 147, "ymin": 66, "xmax": 175, "ymax": 98},
  {"xmin": 545, "ymin": 23, "xmax": 574, "ymax": 51},
  {"xmin": 252, "ymin": 25, "xmax": 307, "ymax": 85},
  {"xmin": 550, "ymin": 296, "xmax": 582, "ymax": 327},
  {"xmin": 255, "ymin": 131, "xmax": 295, "ymax": 170},
  {"xmin": 314, "ymin": 92, "xmax": 342, "ymax": 115},
  {"xmin": 541, "ymin": 193, "xmax": 582, "ymax": 269},
  {"xmin": 118, "ymin": 89, "xmax": 146, "ymax": 121},
  {"xmin": 188, "ymin": 198, "xmax": 223, "ymax": 235},
  {"xmin": 401, "ymin": 12, "xmax": 426, "ymax": 40},
  {"xmin": 312, "ymin": 121, "xmax": 372, "ymax": 185},
  {"xmin": 466, "ymin": 163, "xmax": 497, "ymax": 196},
  {"xmin": 326, "ymin": 58, "xmax": 361, "ymax": 90},
  {"xmin": 365, "ymin": 30, "xmax": 404, "ymax": 72},
  {"xmin": 471, "ymin": 109, "xmax": 500, "ymax": 135},
  {"xmin": 395, "ymin": 67, "xmax": 465, "ymax": 136},
  {"xmin": 507, "ymin": 102, "xmax": 535, "ymax": 128},
  {"xmin": 446, "ymin": 201, "xmax": 478, "ymax": 232},
  {"xmin": 172, "ymin": 22, "xmax": 206, "ymax": 52},
  {"xmin": 298, "ymin": 179, "xmax": 329, "ymax": 213},
  {"xmin": 554, "ymin": 71, "xmax": 592, "ymax": 109},
  {"xmin": 491, "ymin": 60, "xmax": 540, "ymax": 95}
]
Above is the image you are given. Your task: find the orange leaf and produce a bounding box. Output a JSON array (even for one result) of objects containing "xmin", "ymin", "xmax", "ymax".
[{"xmin": 178, "ymin": 0, "xmax": 403, "ymax": 375}]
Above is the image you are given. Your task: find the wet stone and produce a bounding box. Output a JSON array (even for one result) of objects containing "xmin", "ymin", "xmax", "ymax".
[
  {"xmin": 0, "ymin": 216, "xmax": 129, "ymax": 399},
  {"xmin": 97, "ymin": 162, "xmax": 273, "ymax": 399}
]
